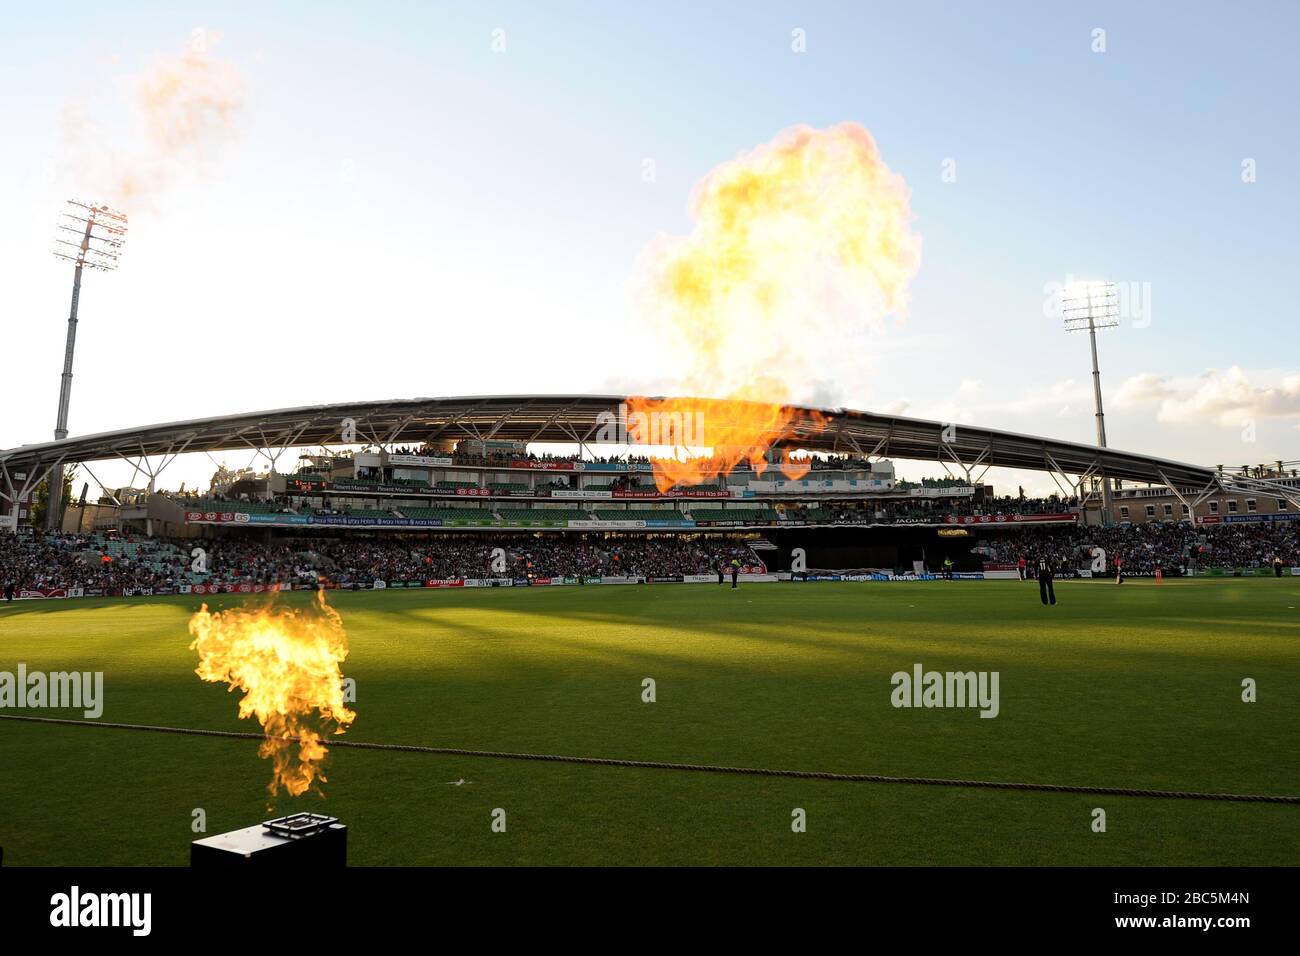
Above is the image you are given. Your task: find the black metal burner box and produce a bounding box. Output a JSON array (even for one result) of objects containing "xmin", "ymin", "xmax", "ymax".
[{"xmin": 191, "ymin": 813, "xmax": 347, "ymax": 867}]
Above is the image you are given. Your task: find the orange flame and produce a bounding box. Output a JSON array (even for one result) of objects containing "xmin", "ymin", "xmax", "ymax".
[
  {"xmin": 188, "ymin": 589, "xmax": 355, "ymax": 797},
  {"xmin": 629, "ymin": 122, "xmax": 919, "ymax": 488},
  {"xmin": 62, "ymin": 30, "xmax": 245, "ymax": 211},
  {"xmin": 626, "ymin": 395, "xmax": 827, "ymax": 491}
]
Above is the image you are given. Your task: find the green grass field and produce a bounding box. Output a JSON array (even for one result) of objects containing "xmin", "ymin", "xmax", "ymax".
[{"xmin": 1, "ymin": 578, "xmax": 1297, "ymax": 866}]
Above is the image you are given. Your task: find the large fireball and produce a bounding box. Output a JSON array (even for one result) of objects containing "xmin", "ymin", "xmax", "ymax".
[{"xmin": 189, "ymin": 589, "xmax": 355, "ymax": 797}]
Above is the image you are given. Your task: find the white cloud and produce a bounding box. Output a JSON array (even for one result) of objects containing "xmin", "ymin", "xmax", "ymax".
[
  {"xmin": 1116, "ymin": 366, "xmax": 1300, "ymax": 426},
  {"xmin": 1114, "ymin": 372, "xmax": 1175, "ymax": 407}
]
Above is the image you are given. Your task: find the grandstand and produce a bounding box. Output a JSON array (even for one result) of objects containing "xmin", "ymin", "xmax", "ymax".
[{"xmin": 0, "ymin": 395, "xmax": 1295, "ymax": 582}]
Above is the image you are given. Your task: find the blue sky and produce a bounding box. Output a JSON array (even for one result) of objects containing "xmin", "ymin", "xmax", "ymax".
[{"xmin": 1, "ymin": 2, "xmax": 1296, "ymax": 493}]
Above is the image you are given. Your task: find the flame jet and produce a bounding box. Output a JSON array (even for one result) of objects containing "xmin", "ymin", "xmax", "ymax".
[
  {"xmin": 189, "ymin": 589, "xmax": 355, "ymax": 798},
  {"xmin": 630, "ymin": 122, "xmax": 921, "ymax": 490}
]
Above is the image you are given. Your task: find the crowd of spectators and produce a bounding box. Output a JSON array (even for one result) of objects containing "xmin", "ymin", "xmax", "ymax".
[
  {"xmin": 163, "ymin": 491, "xmax": 296, "ymax": 514},
  {"xmin": 0, "ymin": 533, "xmax": 322, "ymax": 593},
  {"xmin": 0, "ymin": 532, "xmax": 767, "ymax": 594},
  {"xmin": 381, "ymin": 446, "xmax": 892, "ymax": 473},
  {"xmin": 977, "ymin": 495, "xmax": 1080, "ymax": 514},
  {"xmin": 780, "ymin": 496, "xmax": 1078, "ymax": 524},
  {"xmin": 166, "ymin": 488, "xmax": 1078, "ymax": 522},
  {"xmin": 980, "ymin": 521, "xmax": 1298, "ymax": 573},
  {"xmin": 5, "ymin": 516, "xmax": 1293, "ymax": 598}
]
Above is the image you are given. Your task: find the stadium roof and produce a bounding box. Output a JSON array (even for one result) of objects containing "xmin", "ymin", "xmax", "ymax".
[{"xmin": 0, "ymin": 394, "xmax": 1220, "ymax": 489}]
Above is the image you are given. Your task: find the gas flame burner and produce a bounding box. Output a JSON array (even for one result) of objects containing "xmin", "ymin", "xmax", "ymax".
[
  {"xmin": 263, "ymin": 812, "xmax": 339, "ymax": 838},
  {"xmin": 191, "ymin": 813, "xmax": 348, "ymax": 867}
]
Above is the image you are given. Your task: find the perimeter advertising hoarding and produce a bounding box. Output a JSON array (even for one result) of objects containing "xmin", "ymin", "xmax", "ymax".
[
  {"xmin": 16, "ymin": 587, "xmax": 85, "ymax": 599},
  {"xmin": 508, "ymin": 461, "xmax": 656, "ymax": 473},
  {"xmin": 387, "ymin": 454, "xmax": 453, "ymax": 467},
  {"xmin": 335, "ymin": 481, "xmax": 442, "ymax": 495},
  {"xmin": 942, "ymin": 513, "xmax": 1076, "ymax": 524},
  {"xmin": 610, "ymin": 488, "xmax": 731, "ymax": 499},
  {"xmin": 1198, "ymin": 512, "xmax": 1299, "ymax": 524},
  {"xmin": 901, "ymin": 485, "xmax": 975, "ymax": 497},
  {"xmin": 580, "ymin": 462, "xmax": 656, "ymax": 473},
  {"xmin": 541, "ymin": 487, "xmax": 729, "ymax": 500},
  {"xmin": 312, "ymin": 515, "xmax": 440, "ymax": 527},
  {"xmin": 185, "ymin": 511, "xmax": 444, "ymax": 528},
  {"xmin": 747, "ymin": 477, "xmax": 898, "ymax": 494},
  {"xmin": 568, "ymin": 519, "xmax": 648, "ymax": 529},
  {"xmin": 509, "ymin": 460, "xmax": 575, "ymax": 471},
  {"xmin": 182, "ymin": 583, "xmax": 283, "ymax": 595},
  {"xmin": 799, "ymin": 572, "xmax": 941, "ymax": 582}
]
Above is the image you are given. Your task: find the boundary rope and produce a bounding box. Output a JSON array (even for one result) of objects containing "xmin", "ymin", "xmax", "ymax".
[{"xmin": 3, "ymin": 713, "xmax": 1297, "ymax": 804}]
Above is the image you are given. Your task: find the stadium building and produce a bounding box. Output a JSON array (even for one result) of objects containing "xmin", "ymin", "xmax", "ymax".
[{"xmin": 3, "ymin": 395, "xmax": 1297, "ymax": 595}]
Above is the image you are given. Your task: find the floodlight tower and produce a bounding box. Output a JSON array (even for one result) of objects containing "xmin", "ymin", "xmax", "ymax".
[
  {"xmin": 1062, "ymin": 280, "xmax": 1119, "ymax": 524},
  {"xmin": 48, "ymin": 199, "xmax": 128, "ymax": 529}
]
